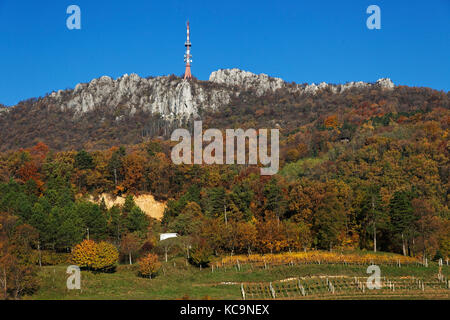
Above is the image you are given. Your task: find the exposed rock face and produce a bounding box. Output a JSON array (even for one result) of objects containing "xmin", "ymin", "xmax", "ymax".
[
  {"xmin": 209, "ymin": 68, "xmax": 285, "ymax": 96},
  {"xmin": 209, "ymin": 69, "xmax": 394, "ymax": 96},
  {"xmin": 298, "ymin": 78, "xmax": 394, "ymax": 95},
  {"xmin": 48, "ymin": 73, "xmax": 232, "ymax": 119},
  {"xmin": 0, "ymin": 106, "xmax": 9, "ymax": 114},
  {"xmin": 375, "ymin": 78, "xmax": 395, "ymax": 89},
  {"xmin": 209, "ymin": 68, "xmax": 394, "ymax": 96},
  {"xmin": 9, "ymin": 69, "xmax": 394, "ymax": 120}
]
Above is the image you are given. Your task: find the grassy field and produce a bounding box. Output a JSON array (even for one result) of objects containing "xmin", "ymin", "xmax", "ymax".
[{"xmin": 27, "ymin": 254, "xmax": 450, "ymax": 300}]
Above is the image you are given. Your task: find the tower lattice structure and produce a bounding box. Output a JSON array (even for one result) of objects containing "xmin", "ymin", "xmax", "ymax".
[{"xmin": 184, "ymin": 21, "xmax": 192, "ymax": 80}]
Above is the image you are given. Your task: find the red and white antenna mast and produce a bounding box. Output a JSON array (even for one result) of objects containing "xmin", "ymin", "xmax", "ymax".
[{"xmin": 184, "ymin": 21, "xmax": 193, "ymax": 80}]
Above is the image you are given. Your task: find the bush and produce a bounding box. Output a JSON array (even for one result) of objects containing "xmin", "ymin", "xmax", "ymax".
[
  {"xmin": 92, "ymin": 241, "xmax": 119, "ymax": 272},
  {"xmin": 71, "ymin": 240, "xmax": 118, "ymax": 272},
  {"xmin": 71, "ymin": 240, "xmax": 97, "ymax": 268},
  {"xmin": 138, "ymin": 253, "xmax": 161, "ymax": 278}
]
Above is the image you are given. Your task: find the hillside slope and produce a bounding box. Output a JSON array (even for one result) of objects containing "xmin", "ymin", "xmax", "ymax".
[{"xmin": 0, "ymin": 69, "xmax": 405, "ymax": 151}]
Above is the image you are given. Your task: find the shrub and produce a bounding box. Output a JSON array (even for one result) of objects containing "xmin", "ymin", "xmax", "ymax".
[
  {"xmin": 71, "ymin": 240, "xmax": 118, "ymax": 272},
  {"xmin": 71, "ymin": 240, "xmax": 97, "ymax": 269},
  {"xmin": 92, "ymin": 241, "xmax": 119, "ymax": 272},
  {"xmin": 138, "ymin": 253, "xmax": 161, "ymax": 278}
]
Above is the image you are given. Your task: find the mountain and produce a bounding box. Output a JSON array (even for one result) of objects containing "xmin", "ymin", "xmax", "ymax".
[{"xmin": 0, "ymin": 68, "xmax": 446, "ymax": 152}]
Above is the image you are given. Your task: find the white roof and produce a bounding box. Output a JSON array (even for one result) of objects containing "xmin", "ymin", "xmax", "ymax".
[{"xmin": 160, "ymin": 233, "xmax": 178, "ymax": 241}]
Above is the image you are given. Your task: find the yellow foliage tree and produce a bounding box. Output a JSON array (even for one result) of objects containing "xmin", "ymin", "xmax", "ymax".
[
  {"xmin": 71, "ymin": 240, "xmax": 118, "ymax": 271},
  {"xmin": 71, "ymin": 240, "xmax": 97, "ymax": 269},
  {"xmin": 92, "ymin": 241, "xmax": 119, "ymax": 271}
]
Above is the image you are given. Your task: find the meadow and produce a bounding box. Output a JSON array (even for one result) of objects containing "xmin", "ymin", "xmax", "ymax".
[{"xmin": 28, "ymin": 252, "xmax": 449, "ymax": 300}]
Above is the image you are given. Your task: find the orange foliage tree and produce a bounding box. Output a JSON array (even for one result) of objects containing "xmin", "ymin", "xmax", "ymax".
[
  {"xmin": 138, "ymin": 253, "xmax": 161, "ymax": 278},
  {"xmin": 324, "ymin": 115, "xmax": 340, "ymax": 130}
]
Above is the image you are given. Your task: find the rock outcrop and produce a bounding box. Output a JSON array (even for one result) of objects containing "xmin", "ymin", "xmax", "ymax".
[
  {"xmin": 209, "ymin": 68, "xmax": 394, "ymax": 96},
  {"xmin": 7, "ymin": 69, "xmax": 394, "ymax": 120},
  {"xmin": 209, "ymin": 68, "xmax": 285, "ymax": 96},
  {"xmin": 300, "ymin": 78, "xmax": 394, "ymax": 95},
  {"xmin": 48, "ymin": 73, "xmax": 232, "ymax": 119},
  {"xmin": 0, "ymin": 107, "xmax": 9, "ymax": 114}
]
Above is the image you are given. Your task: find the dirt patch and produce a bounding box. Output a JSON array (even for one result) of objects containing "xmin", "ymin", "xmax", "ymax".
[
  {"xmin": 134, "ymin": 195, "xmax": 166, "ymax": 220},
  {"xmin": 90, "ymin": 193, "xmax": 166, "ymax": 221}
]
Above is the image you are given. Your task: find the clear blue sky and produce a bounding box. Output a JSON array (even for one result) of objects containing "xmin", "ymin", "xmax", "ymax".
[{"xmin": 0, "ymin": 0, "xmax": 449, "ymax": 106}]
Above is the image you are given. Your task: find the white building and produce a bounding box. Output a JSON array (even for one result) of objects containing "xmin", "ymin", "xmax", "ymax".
[{"xmin": 160, "ymin": 233, "xmax": 178, "ymax": 241}]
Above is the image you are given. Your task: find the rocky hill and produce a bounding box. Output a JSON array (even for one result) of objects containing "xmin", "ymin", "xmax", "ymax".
[
  {"xmin": 3, "ymin": 68, "xmax": 395, "ymax": 119},
  {"xmin": 2, "ymin": 68, "xmax": 446, "ymax": 152},
  {"xmin": 48, "ymin": 73, "xmax": 231, "ymax": 120},
  {"xmin": 209, "ymin": 68, "xmax": 394, "ymax": 95}
]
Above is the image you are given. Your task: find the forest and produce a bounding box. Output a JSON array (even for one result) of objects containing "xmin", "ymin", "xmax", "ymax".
[{"xmin": 0, "ymin": 83, "xmax": 448, "ymax": 298}]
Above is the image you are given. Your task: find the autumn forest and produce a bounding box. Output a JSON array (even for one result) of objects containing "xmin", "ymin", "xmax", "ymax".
[{"xmin": 0, "ymin": 81, "xmax": 449, "ymax": 299}]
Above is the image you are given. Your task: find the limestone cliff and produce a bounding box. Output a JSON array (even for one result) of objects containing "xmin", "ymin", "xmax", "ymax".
[{"xmin": 37, "ymin": 69, "xmax": 394, "ymax": 120}]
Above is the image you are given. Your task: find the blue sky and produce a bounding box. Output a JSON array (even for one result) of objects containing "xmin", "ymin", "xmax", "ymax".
[{"xmin": 0, "ymin": 0, "xmax": 449, "ymax": 106}]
